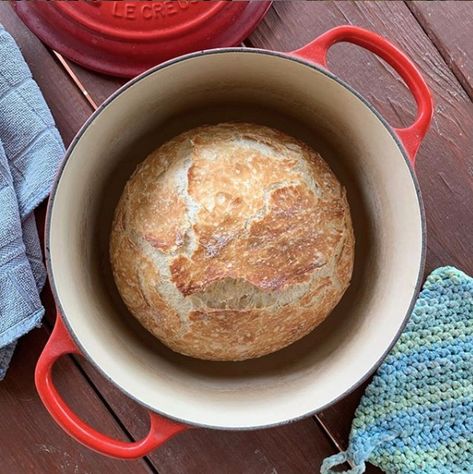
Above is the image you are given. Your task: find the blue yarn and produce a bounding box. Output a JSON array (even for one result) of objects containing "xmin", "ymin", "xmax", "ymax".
[{"xmin": 321, "ymin": 267, "xmax": 473, "ymax": 474}]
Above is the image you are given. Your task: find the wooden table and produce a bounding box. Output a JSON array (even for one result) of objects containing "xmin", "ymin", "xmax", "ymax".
[{"xmin": 1, "ymin": 2, "xmax": 472, "ymax": 473}]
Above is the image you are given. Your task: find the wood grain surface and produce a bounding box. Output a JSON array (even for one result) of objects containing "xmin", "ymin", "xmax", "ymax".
[
  {"xmin": 250, "ymin": 0, "xmax": 473, "ymax": 466},
  {"xmin": 0, "ymin": 2, "xmax": 340, "ymax": 473},
  {"xmin": 1, "ymin": 1, "xmax": 473, "ymax": 473},
  {"xmin": 0, "ymin": 327, "xmax": 152, "ymax": 473},
  {"xmin": 62, "ymin": 61, "xmax": 126, "ymax": 108},
  {"xmin": 0, "ymin": 4, "xmax": 153, "ymax": 473},
  {"xmin": 410, "ymin": 1, "xmax": 473, "ymax": 100},
  {"xmin": 76, "ymin": 357, "xmax": 340, "ymax": 474}
]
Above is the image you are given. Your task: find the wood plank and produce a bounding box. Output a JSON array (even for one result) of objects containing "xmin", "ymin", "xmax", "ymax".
[
  {"xmin": 73, "ymin": 357, "xmax": 339, "ymax": 474},
  {"xmin": 250, "ymin": 0, "xmax": 473, "ymax": 469},
  {"xmin": 0, "ymin": 327, "xmax": 152, "ymax": 474},
  {"xmin": 1, "ymin": 4, "xmax": 150, "ymax": 472},
  {"xmin": 61, "ymin": 59, "xmax": 126, "ymax": 108},
  {"xmin": 5, "ymin": 2, "xmax": 340, "ymax": 472},
  {"xmin": 409, "ymin": 1, "xmax": 473, "ymax": 100}
]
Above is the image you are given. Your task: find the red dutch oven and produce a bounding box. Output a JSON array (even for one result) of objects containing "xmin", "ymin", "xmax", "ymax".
[{"xmin": 36, "ymin": 26, "xmax": 433, "ymax": 459}]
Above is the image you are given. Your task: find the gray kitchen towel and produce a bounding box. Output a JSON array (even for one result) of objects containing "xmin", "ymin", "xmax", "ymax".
[{"xmin": 0, "ymin": 25, "xmax": 64, "ymax": 378}]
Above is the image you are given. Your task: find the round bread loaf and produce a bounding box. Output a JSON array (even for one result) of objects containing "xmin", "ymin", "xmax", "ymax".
[{"xmin": 110, "ymin": 123, "xmax": 354, "ymax": 361}]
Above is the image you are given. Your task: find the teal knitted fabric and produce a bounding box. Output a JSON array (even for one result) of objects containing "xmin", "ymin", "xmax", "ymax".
[{"xmin": 321, "ymin": 266, "xmax": 473, "ymax": 474}]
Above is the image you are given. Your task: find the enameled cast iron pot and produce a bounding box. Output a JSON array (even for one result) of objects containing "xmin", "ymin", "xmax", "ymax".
[{"xmin": 36, "ymin": 26, "xmax": 433, "ymax": 459}]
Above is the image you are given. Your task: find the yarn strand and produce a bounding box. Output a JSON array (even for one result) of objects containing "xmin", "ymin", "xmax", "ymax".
[{"xmin": 320, "ymin": 451, "xmax": 366, "ymax": 474}]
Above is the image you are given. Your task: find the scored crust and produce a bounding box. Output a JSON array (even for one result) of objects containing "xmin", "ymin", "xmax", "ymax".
[{"xmin": 110, "ymin": 123, "xmax": 355, "ymax": 360}]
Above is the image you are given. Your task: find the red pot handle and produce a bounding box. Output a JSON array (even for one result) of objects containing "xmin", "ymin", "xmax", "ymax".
[
  {"xmin": 35, "ymin": 314, "xmax": 189, "ymax": 459},
  {"xmin": 291, "ymin": 25, "xmax": 433, "ymax": 165}
]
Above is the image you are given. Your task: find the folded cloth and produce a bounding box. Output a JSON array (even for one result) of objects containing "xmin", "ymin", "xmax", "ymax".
[
  {"xmin": 0, "ymin": 25, "xmax": 64, "ymax": 379},
  {"xmin": 321, "ymin": 266, "xmax": 473, "ymax": 474}
]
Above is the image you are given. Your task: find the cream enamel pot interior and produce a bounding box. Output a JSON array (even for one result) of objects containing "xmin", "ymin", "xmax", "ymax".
[{"xmin": 37, "ymin": 26, "xmax": 433, "ymax": 458}]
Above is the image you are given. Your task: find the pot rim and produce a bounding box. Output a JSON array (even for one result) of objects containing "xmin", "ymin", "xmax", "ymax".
[{"xmin": 45, "ymin": 47, "xmax": 426, "ymax": 430}]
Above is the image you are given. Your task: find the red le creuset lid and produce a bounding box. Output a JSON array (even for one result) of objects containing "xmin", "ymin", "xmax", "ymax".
[{"xmin": 12, "ymin": 0, "xmax": 272, "ymax": 78}]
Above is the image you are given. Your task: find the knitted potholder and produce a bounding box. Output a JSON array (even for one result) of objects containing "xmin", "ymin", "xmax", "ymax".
[{"xmin": 321, "ymin": 266, "xmax": 473, "ymax": 474}]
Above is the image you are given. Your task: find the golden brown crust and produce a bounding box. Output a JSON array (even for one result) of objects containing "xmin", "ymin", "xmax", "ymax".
[{"xmin": 110, "ymin": 123, "xmax": 355, "ymax": 361}]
